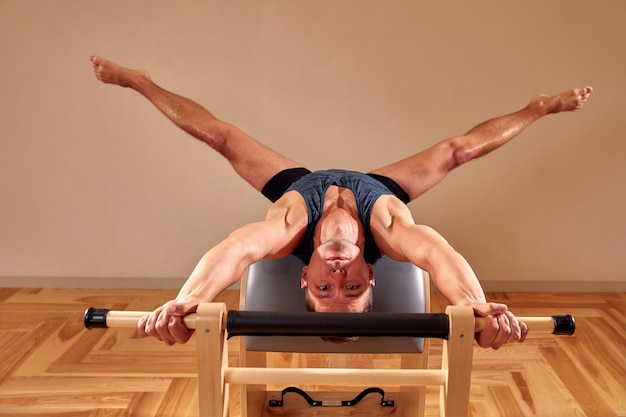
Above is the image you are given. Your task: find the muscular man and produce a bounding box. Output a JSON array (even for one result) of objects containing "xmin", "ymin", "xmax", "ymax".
[{"xmin": 90, "ymin": 55, "xmax": 592, "ymax": 349}]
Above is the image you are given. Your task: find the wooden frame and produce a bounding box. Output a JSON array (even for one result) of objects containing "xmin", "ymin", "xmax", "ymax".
[
  {"xmin": 94, "ymin": 305, "xmax": 571, "ymax": 417},
  {"xmin": 195, "ymin": 300, "xmax": 474, "ymax": 417},
  {"xmin": 90, "ymin": 281, "xmax": 571, "ymax": 416}
]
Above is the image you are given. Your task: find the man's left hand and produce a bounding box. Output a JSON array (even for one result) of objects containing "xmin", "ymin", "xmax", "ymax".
[{"xmin": 471, "ymin": 302, "xmax": 528, "ymax": 349}]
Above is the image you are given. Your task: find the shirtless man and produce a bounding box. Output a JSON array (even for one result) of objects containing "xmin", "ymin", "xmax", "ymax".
[{"xmin": 90, "ymin": 55, "xmax": 592, "ymax": 349}]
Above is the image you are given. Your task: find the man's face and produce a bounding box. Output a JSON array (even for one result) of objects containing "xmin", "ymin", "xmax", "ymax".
[{"xmin": 301, "ymin": 239, "xmax": 375, "ymax": 312}]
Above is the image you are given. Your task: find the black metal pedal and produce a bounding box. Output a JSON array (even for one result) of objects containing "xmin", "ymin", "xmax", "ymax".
[{"xmin": 268, "ymin": 387, "xmax": 394, "ymax": 408}]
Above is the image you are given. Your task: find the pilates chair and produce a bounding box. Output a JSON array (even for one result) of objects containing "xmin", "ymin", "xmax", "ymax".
[
  {"xmin": 239, "ymin": 254, "xmax": 431, "ymax": 417},
  {"xmin": 84, "ymin": 256, "xmax": 575, "ymax": 417}
]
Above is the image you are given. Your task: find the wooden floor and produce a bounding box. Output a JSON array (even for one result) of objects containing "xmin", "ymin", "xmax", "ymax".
[{"xmin": 0, "ymin": 287, "xmax": 624, "ymax": 417}]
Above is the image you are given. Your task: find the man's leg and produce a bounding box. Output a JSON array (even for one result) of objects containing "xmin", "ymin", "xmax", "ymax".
[
  {"xmin": 90, "ymin": 56, "xmax": 301, "ymax": 193},
  {"xmin": 370, "ymin": 87, "xmax": 593, "ymax": 201}
]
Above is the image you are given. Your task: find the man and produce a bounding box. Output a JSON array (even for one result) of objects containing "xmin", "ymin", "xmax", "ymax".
[{"xmin": 90, "ymin": 55, "xmax": 592, "ymax": 349}]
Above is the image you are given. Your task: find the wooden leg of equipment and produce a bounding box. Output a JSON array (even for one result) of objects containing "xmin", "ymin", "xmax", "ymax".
[
  {"xmin": 441, "ymin": 306, "xmax": 475, "ymax": 417},
  {"xmin": 241, "ymin": 341, "xmax": 267, "ymax": 417},
  {"xmin": 195, "ymin": 302, "xmax": 229, "ymax": 417},
  {"xmin": 400, "ymin": 349, "xmax": 428, "ymax": 417}
]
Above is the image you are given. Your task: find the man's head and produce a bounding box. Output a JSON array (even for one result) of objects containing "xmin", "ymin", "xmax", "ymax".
[{"xmin": 300, "ymin": 238, "xmax": 375, "ymax": 313}]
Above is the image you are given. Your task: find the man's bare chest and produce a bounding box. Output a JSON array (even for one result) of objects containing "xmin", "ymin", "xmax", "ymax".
[{"xmin": 322, "ymin": 185, "xmax": 359, "ymax": 214}]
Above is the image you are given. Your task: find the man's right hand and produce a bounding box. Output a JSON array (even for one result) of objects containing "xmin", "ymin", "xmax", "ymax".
[{"xmin": 137, "ymin": 300, "xmax": 199, "ymax": 345}]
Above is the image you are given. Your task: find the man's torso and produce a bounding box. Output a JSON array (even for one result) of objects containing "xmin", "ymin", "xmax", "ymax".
[{"xmin": 281, "ymin": 169, "xmax": 398, "ymax": 263}]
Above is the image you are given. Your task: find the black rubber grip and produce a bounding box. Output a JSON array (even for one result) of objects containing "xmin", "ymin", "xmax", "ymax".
[
  {"xmin": 226, "ymin": 311, "xmax": 450, "ymax": 339},
  {"xmin": 84, "ymin": 307, "xmax": 110, "ymax": 329},
  {"xmin": 552, "ymin": 314, "xmax": 576, "ymax": 335}
]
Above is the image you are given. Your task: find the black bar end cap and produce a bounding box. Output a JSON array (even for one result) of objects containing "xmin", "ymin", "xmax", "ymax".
[
  {"xmin": 553, "ymin": 314, "xmax": 576, "ymax": 336},
  {"xmin": 84, "ymin": 307, "xmax": 110, "ymax": 329}
]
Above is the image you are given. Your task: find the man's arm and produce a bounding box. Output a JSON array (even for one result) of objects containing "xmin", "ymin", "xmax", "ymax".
[
  {"xmin": 139, "ymin": 197, "xmax": 307, "ymax": 345},
  {"xmin": 371, "ymin": 198, "xmax": 527, "ymax": 349}
]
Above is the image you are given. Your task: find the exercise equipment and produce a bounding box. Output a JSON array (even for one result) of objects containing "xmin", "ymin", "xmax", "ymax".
[
  {"xmin": 84, "ymin": 307, "xmax": 575, "ymax": 337},
  {"xmin": 84, "ymin": 255, "xmax": 575, "ymax": 417}
]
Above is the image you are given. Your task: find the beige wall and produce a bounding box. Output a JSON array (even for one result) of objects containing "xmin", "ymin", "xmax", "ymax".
[{"xmin": 1, "ymin": 1, "xmax": 624, "ymax": 290}]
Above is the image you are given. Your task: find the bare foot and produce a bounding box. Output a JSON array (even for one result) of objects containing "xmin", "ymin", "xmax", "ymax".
[
  {"xmin": 530, "ymin": 86, "xmax": 593, "ymax": 114},
  {"xmin": 89, "ymin": 55, "xmax": 150, "ymax": 88}
]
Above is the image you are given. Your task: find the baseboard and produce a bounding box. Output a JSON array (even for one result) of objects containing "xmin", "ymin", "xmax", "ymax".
[
  {"xmin": 0, "ymin": 276, "xmax": 188, "ymax": 290},
  {"xmin": 0, "ymin": 276, "xmax": 622, "ymax": 292},
  {"xmin": 480, "ymin": 280, "xmax": 626, "ymax": 293}
]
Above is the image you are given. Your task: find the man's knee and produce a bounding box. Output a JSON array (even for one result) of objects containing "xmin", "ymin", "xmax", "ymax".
[
  {"xmin": 435, "ymin": 138, "xmax": 468, "ymax": 170},
  {"xmin": 452, "ymin": 145, "xmax": 474, "ymax": 166},
  {"xmin": 206, "ymin": 120, "xmax": 235, "ymax": 155},
  {"xmin": 438, "ymin": 136, "xmax": 474, "ymax": 167}
]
